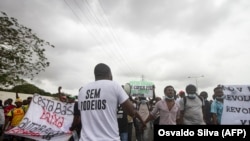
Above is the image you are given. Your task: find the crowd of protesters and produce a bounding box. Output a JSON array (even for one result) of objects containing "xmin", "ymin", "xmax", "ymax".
[
  {"xmin": 0, "ymin": 88, "xmax": 77, "ymax": 141},
  {"xmin": 0, "ymin": 63, "xmax": 226, "ymax": 141},
  {"xmin": 0, "ymin": 92, "xmax": 33, "ymax": 141}
]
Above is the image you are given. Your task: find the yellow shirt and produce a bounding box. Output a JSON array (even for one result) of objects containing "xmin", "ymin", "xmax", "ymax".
[
  {"xmin": 7, "ymin": 107, "xmax": 25, "ymax": 127},
  {"xmin": 23, "ymin": 105, "xmax": 29, "ymax": 113}
]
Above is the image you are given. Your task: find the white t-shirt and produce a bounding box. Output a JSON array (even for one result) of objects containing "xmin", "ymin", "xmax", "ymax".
[{"xmin": 78, "ymin": 80, "xmax": 129, "ymax": 141}]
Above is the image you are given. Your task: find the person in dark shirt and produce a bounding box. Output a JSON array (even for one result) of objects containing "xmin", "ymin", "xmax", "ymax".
[
  {"xmin": 117, "ymin": 104, "xmax": 128, "ymax": 141},
  {"xmin": 200, "ymin": 91, "xmax": 212, "ymax": 125},
  {"xmin": 69, "ymin": 100, "xmax": 81, "ymax": 141}
]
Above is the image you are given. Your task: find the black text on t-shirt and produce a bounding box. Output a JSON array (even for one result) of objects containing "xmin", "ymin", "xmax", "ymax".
[{"xmin": 80, "ymin": 88, "xmax": 106, "ymax": 111}]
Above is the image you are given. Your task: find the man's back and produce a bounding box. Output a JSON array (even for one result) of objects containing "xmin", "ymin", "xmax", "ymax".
[{"xmin": 78, "ymin": 80, "xmax": 128, "ymax": 141}]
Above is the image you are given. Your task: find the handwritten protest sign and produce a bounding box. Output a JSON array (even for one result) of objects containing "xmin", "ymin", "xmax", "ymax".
[
  {"xmin": 129, "ymin": 81, "xmax": 154, "ymax": 97},
  {"xmin": 5, "ymin": 94, "xmax": 74, "ymax": 141},
  {"xmin": 221, "ymin": 85, "xmax": 250, "ymax": 125}
]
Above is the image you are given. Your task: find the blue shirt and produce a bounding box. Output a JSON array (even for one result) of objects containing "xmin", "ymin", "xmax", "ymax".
[{"xmin": 210, "ymin": 99, "xmax": 223, "ymax": 124}]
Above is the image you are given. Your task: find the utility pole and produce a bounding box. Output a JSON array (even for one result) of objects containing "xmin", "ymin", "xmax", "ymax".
[{"xmin": 141, "ymin": 75, "xmax": 144, "ymax": 81}]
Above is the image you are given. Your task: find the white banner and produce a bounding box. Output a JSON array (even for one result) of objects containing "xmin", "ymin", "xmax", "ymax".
[
  {"xmin": 5, "ymin": 94, "xmax": 74, "ymax": 141},
  {"xmin": 221, "ymin": 85, "xmax": 250, "ymax": 125}
]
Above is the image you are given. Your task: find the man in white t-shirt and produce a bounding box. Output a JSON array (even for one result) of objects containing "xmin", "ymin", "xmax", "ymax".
[
  {"xmin": 179, "ymin": 84, "xmax": 205, "ymax": 125},
  {"xmin": 78, "ymin": 63, "xmax": 145, "ymax": 141}
]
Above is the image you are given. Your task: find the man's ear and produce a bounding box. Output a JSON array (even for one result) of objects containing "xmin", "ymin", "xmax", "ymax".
[{"xmin": 109, "ymin": 73, "xmax": 113, "ymax": 80}]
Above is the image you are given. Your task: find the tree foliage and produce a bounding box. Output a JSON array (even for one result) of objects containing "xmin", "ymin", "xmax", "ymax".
[
  {"xmin": 0, "ymin": 11, "xmax": 54, "ymax": 87},
  {"xmin": 11, "ymin": 83, "xmax": 52, "ymax": 96},
  {"xmin": 0, "ymin": 82, "xmax": 57, "ymax": 97}
]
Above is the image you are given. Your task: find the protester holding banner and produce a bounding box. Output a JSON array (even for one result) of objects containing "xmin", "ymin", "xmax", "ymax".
[
  {"xmin": 58, "ymin": 86, "xmax": 67, "ymax": 102},
  {"xmin": 211, "ymin": 86, "xmax": 224, "ymax": 125},
  {"xmin": 3, "ymin": 99, "xmax": 15, "ymax": 122},
  {"xmin": 69, "ymin": 100, "xmax": 81, "ymax": 141},
  {"xmin": 4, "ymin": 99, "xmax": 23, "ymax": 128},
  {"xmin": 4, "ymin": 94, "xmax": 74, "ymax": 141},
  {"xmin": 4, "ymin": 98, "xmax": 25, "ymax": 141},
  {"xmin": 127, "ymin": 82, "xmax": 156, "ymax": 141},
  {"xmin": 78, "ymin": 63, "xmax": 145, "ymax": 141},
  {"xmin": 23, "ymin": 96, "xmax": 32, "ymax": 113},
  {"xmin": 69, "ymin": 87, "xmax": 82, "ymax": 141}
]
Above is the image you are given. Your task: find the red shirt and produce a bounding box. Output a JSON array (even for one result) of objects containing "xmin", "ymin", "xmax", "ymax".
[{"xmin": 4, "ymin": 104, "xmax": 16, "ymax": 117}]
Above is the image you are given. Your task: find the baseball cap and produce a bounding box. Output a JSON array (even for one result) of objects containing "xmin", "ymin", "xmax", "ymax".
[{"xmin": 15, "ymin": 98, "xmax": 23, "ymax": 103}]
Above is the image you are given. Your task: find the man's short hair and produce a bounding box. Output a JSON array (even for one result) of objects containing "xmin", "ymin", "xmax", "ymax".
[
  {"xmin": 214, "ymin": 86, "xmax": 222, "ymax": 92},
  {"xmin": 94, "ymin": 63, "xmax": 111, "ymax": 77},
  {"xmin": 185, "ymin": 84, "xmax": 197, "ymax": 92},
  {"xmin": 164, "ymin": 85, "xmax": 174, "ymax": 93},
  {"xmin": 8, "ymin": 98, "xmax": 13, "ymax": 103},
  {"xmin": 200, "ymin": 91, "xmax": 208, "ymax": 98}
]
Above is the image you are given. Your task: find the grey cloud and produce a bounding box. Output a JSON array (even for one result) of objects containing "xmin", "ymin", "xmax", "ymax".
[{"xmin": 101, "ymin": 0, "xmax": 237, "ymax": 35}]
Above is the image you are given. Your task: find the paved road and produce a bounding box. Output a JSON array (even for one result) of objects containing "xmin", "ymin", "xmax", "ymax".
[
  {"xmin": 131, "ymin": 125, "xmax": 154, "ymax": 141},
  {"xmin": 0, "ymin": 125, "xmax": 154, "ymax": 141}
]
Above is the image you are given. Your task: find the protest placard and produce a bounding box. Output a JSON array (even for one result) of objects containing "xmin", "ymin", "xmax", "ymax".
[
  {"xmin": 5, "ymin": 94, "xmax": 74, "ymax": 141},
  {"xmin": 129, "ymin": 81, "xmax": 154, "ymax": 97},
  {"xmin": 221, "ymin": 85, "xmax": 250, "ymax": 125}
]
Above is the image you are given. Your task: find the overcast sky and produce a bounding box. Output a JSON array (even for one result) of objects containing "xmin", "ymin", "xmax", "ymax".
[{"xmin": 1, "ymin": 0, "xmax": 250, "ymax": 100}]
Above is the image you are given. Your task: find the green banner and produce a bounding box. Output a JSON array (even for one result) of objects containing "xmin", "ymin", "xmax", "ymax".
[{"xmin": 129, "ymin": 81, "xmax": 154, "ymax": 97}]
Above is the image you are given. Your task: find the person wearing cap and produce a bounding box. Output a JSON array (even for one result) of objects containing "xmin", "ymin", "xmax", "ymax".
[
  {"xmin": 176, "ymin": 90, "xmax": 185, "ymax": 104},
  {"xmin": 4, "ymin": 98, "xmax": 25, "ymax": 129},
  {"xmin": 77, "ymin": 63, "xmax": 145, "ymax": 141},
  {"xmin": 3, "ymin": 98, "xmax": 26, "ymax": 141},
  {"xmin": 179, "ymin": 90, "xmax": 185, "ymax": 98}
]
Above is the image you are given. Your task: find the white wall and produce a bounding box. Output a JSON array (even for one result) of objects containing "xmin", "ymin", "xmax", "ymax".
[{"xmin": 0, "ymin": 91, "xmax": 54, "ymax": 102}]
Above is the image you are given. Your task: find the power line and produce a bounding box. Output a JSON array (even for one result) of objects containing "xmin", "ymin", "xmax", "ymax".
[
  {"xmin": 63, "ymin": 0, "xmax": 115, "ymax": 63},
  {"xmin": 97, "ymin": 0, "xmax": 135, "ymax": 74},
  {"xmin": 64, "ymin": 0, "xmax": 136, "ymax": 75}
]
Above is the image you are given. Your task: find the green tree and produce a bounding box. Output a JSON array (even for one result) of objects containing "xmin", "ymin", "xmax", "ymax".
[
  {"xmin": 0, "ymin": 11, "xmax": 54, "ymax": 87},
  {"xmin": 11, "ymin": 83, "xmax": 52, "ymax": 96}
]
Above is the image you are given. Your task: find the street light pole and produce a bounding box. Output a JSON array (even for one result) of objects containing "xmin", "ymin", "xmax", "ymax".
[{"xmin": 187, "ymin": 75, "xmax": 204, "ymax": 93}]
